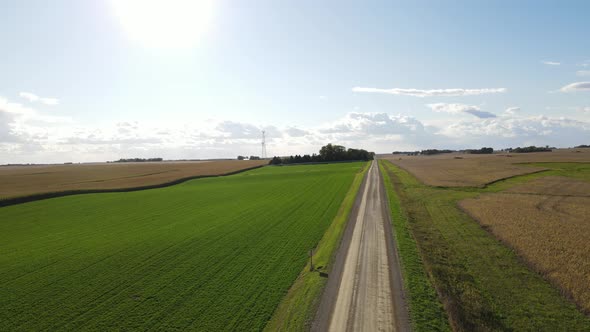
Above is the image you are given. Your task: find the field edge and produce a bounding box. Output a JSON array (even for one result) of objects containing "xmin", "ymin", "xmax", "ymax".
[
  {"xmin": 0, "ymin": 164, "xmax": 266, "ymax": 208},
  {"xmin": 380, "ymin": 160, "xmax": 451, "ymax": 331},
  {"xmin": 263, "ymin": 162, "xmax": 369, "ymax": 332}
]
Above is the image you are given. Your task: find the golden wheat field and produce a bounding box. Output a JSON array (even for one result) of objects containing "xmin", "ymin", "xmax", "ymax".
[
  {"xmin": 460, "ymin": 179, "xmax": 590, "ymax": 314},
  {"xmin": 381, "ymin": 148, "xmax": 590, "ymax": 187},
  {"xmin": 0, "ymin": 160, "xmax": 267, "ymax": 199}
]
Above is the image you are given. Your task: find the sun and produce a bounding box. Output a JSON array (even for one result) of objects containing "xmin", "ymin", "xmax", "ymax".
[{"xmin": 111, "ymin": 0, "xmax": 214, "ymax": 48}]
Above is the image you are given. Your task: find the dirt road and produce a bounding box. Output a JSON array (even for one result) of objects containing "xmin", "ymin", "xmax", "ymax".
[{"xmin": 313, "ymin": 160, "xmax": 409, "ymax": 331}]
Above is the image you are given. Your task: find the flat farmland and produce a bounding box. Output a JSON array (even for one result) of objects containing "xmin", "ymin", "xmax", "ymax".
[
  {"xmin": 460, "ymin": 173, "xmax": 590, "ymax": 314},
  {"xmin": 0, "ymin": 162, "xmax": 364, "ymax": 331},
  {"xmin": 380, "ymin": 148, "xmax": 590, "ymax": 187},
  {"xmin": 0, "ymin": 160, "xmax": 267, "ymax": 200},
  {"xmin": 380, "ymin": 160, "xmax": 590, "ymax": 330}
]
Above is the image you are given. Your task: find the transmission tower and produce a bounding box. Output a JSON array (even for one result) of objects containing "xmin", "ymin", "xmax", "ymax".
[{"xmin": 261, "ymin": 130, "xmax": 267, "ymax": 159}]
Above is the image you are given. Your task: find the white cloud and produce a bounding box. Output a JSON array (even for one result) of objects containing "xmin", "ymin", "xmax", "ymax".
[
  {"xmin": 578, "ymin": 107, "xmax": 590, "ymax": 113},
  {"xmin": 440, "ymin": 116, "xmax": 590, "ymax": 148},
  {"xmin": 560, "ymin": 82, "xmax": 590, "ymax": 92},
  {"xmin": 426, "ymin": 103, "xmax": 496, "ymax": 118},
  {"xmin": 504, "ymin": 107, "xmax": 521, "ymax": 115},
  {"xmin": 19, "ymin": 92, "xmax": 39, "ymax": 103},
  {"xmin": 0, "ymin": 96, "xmax": 36, "ymax": 116},
  {"xmin": 286, "ymin": 127, "xmax": 308, "ymax": 137},
  {"xmin": 320, "ymin": 112, "xmax": 426, "ymax": 134},
  {"xmin": 19, "ymin": 92, "xmax": 59, "ymax": 105},
  {"xmin": 577, "ymin": 70, "xmax": 590, "ymax": 77},
  {"xmin": 0, "ymin": 96, "xmax": 72, "ymax": 152},
  {"xmin": 2, "ymin": 108, "xmax": 590, "ymax": 164},
  {"xmin": 215, "ymin": 121, "xmax": 266, "ymax": 139},
  {"xmin": 541, "ymin": 60, "xmax": 561, "ymax": 66},
  {"xmin": 352, "ymin": 87, "xmax": 507, "ymax": 97},
  {"xmin": 0, "ymin": 108, "xmax": 21, "ymax": 143}
]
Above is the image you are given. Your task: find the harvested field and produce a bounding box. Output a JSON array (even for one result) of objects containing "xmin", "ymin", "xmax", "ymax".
[
  {"xmin": 505, "ymin": 176, "xmax": 590, "ymax": 196},
  {"xmin": 380, "ymin": 160, "xmax": 590, "ymax": 330},
  {"xmin": 380, "ymin": 148, "xmax": 590, "ymax": 187},
  {"xmin": 460, "ymin": 187, "xmax": 590, "ymax": 314},
  {"xmin": 0, "ymin": 160, "xmax": 266, "ymax": 199}
]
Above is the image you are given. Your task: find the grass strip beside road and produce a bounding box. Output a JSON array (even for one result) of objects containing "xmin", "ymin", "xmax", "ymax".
[
  {"xmin": 264, "ymin": 162, "xmax": 369, "ymax": 331},
  {"xmin": 379, "ymin": 160, "xmax": 451, "ymax": 332},
  {"xmin": 380, "ymin": 160, "xmax": 590, "ymax": 331}
]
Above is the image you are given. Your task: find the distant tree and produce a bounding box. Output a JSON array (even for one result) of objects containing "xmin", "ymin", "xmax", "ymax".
[
  {"xmin": 420, "ymin": 149, "xmax": 454, "ymax": 155},
  {"xmin": 115, "ymin": 157, "xmax": 163, "ymax": 163},
  {"xmin": 465, "ymin": 147, "xmax": 494, "ymax": 154},
  {"xmin": 269, "ymin": 156, "xmax": 282, "ymax": 165},
  {"xmin": 511, "ymin": 146, "xmax": 552, "ymax": 153},
  {"xmin": 249, "ymin": 156, "xmax": 261, "ymax": 160},
  {"xmin": 237, "ymin": 155, "xmax": 245, "ymax": 160},
  {"xmin": 269, "ymin": 144, "xmax": 373, "ymax": 166}
]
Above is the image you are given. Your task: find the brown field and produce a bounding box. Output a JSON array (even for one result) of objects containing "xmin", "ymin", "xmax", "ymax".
[
  {"xmin": 460, "ymin": 178, "xmax": 590, "ymax": 314},
  {"xmin": 380, "ymin": 148, "xmax": 590, "ymax": 187},
  {"xmin": 505, "ymin": 176, "xmax": 590, "ymax": 197},
  {"xmin": 0, "ymin": 160, "xmax": 267, "ymax": 200}
]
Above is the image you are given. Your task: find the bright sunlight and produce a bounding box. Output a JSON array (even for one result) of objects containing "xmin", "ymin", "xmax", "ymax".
[{"xmin": 110, "ymin": 0, "xmax": 214, "ymax": 48}]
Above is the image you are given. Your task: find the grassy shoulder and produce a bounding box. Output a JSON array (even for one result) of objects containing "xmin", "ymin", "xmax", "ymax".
[
  {"xmin": 379, "ymin": 160, "xmax": 451, "ymax": 331},
  {"xmin": 264, "ymin": 161, "xmax": 369, "ymax": 331},
  {"xmin": 380, "ymin": 160, "xmax": 590, "ymax": 331}
]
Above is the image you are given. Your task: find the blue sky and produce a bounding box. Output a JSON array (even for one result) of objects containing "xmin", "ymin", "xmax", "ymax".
[{"xmin": 1, "ymin": 0, "xmax": 589, "ymax": 163}]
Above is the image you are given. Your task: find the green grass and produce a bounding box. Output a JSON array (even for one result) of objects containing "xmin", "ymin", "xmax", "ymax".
[
  {"xmin": 264, "ymin": 162, "xmax": 369, "ymax": 331},
  {"xmin": 0, "ymin": 162, "xmax": 364, "ymax": 331},
  {"xmin": 380, "ymin": 160, "xmax": 590, "ymax": 331},
  {"xmin": 379, "ymin": 160, "xmax": 451, "ymax": 332}
]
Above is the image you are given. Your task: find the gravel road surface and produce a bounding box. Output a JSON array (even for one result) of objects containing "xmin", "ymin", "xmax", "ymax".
[{"xmin": 313, "ymin": 160, "xmax": 409, "ymax": 332}]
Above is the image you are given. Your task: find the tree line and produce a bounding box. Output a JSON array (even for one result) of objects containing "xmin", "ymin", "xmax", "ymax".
[
  {"xmin": 237, "ymin": 156, "xmax": 261, "ymax": 160},
  {"xmin": 507, "ymin": 145, "xmax": 553, "ymax": 153},
  {"xmin": 114, "ymin": 158, "xmax": 163, "ymax": 163},
  {"xmin": 465, "ymin": 147, "xmax": 494, "ymax": 154},
  {"xmin": 269, "ymin": 143, "xmax": 374, "ymax": 165},
  {"xmin": 392, "ymin": 146, "xmax": 555, "ymax": 156}
]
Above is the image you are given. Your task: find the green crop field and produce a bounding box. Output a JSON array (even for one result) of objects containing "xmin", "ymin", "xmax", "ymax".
[{"xmin": 0, "ymin": 162, "xmax": 364, "ymax": 331}]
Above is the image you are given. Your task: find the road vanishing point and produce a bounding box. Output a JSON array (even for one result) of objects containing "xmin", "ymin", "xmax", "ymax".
[{"xmin": 313, "ymin": 159, "xmax": 410, "ymax": 332}]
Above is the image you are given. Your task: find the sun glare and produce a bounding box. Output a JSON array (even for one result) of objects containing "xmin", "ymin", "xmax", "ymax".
[{"xmin": 111, "ymin": 0, "xmax": 214, "ymax": 48}]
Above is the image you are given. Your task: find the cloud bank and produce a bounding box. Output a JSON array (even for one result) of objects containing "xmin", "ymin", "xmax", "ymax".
[
  {"xmin": 2, "ymin": 94, "xmax": 589, "ymax": 164},
  {"xmin": 352, "ymin": 87, "xmax": 507, "ymax": 97},
  {"xmin": 19, "ymin": 92, "xmax": 59, "ymax": 105},
  {"xmin": 560, "ymin": 82, "xmax": 590, "ymax": 92},
  {"xmin": 504, "ymin": 107, "xmax": 521, "ymax": 115},
  {"xmin": 426, "ymin": 103, "xmax": 496, "ymax": 118}
]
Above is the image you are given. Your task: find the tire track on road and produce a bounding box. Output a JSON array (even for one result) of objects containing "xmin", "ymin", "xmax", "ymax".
[{"xmin": 313, "ymin": 159, "xmax": 410, "ymax": 331}]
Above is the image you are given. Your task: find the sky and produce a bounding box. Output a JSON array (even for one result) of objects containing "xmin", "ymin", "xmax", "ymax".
[{"xmin": 1, "ymin": 0, "xmax": 589, "ymax": 163}]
